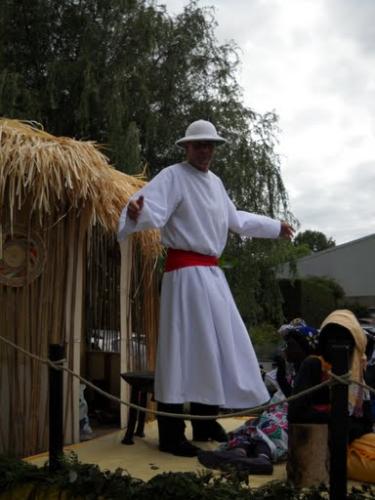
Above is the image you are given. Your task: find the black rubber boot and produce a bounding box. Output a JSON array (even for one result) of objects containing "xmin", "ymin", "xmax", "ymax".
[
  {"xmin": 190, "ymin": 402, "xmax": 228, "ymax": 442},
  {"xmin": 157, "ymin": 402, "xmax": 201, "ymax": 457}
]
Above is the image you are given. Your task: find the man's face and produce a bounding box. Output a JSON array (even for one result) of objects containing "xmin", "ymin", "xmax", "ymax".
[{"xmin": 185, "ymin": 141, "xmax": 215, "ymax": 172}]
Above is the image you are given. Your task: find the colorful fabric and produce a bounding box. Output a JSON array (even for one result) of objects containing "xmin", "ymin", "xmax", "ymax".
[
  {"xmin": 278, "ymin": 319, "xmax": 319, "ymax": 350},
  {"xmin": 221, "ymin": 319, "xmax": 316, "ymax": 462},
  {"xmin": 223, "ymin": 391, "xmax": 288, "ymax": 462},
  {"xmin": 347, "ymin": 432, "xmax": 375, "ymax": 483}
]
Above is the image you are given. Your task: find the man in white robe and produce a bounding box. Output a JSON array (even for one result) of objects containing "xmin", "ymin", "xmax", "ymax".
[{"xmin": 118, "ymin": 120, "xmax": 294, "ymax": 456}]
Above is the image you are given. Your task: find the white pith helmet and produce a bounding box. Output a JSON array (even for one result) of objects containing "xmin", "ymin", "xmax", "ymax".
[{"xmin": 175, "ymin": 119, "xmax": 227, "ymax": 147}]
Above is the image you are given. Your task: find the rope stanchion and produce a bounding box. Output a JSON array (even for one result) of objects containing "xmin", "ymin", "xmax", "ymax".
[
  {"xmin": 0, "ymin": 334, "xmax": 373, "ymax": 420},
  {"xmin": 330, "ymin": 371, "xmax": 375, "ymax": 396}
]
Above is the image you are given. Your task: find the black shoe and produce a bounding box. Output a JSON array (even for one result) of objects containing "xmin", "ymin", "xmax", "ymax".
[
  {"xmin": 232, "ymin": 456, "xmax": 273, "ymax": 475},
  {"xmin": 197, "ymin": 448, "xmax": 247, "ymax": 468},
  {"xmin": 193, "ymin": 421, "xmax": 228, "ymax": 442},
  {"xmin": 159, "ymin": 440, "xmax": 201, "ymax": 457},
  {"xmin": 198, "ymin": 450, "xmax": 273, "ymax": 475},
  {"xmin": 210, "ymin": 421, "xmax": 228, "ymax": 442}
]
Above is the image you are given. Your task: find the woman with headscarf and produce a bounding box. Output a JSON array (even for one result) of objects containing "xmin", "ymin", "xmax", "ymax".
[
  {"xmin": 197, "ymin": 319, "xmax": 319, "ymax": 474},
  {"xmin": 273, "ymin": 318, "xmax": 320, "ymax": 397},
  {"xmin": 289, "ymin": 309, "xmax": 375, "ymax": 483}
]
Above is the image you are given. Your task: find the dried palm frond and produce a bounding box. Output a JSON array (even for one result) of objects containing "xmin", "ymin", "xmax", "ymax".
[{"xmin": 0, "ymin": 119, "xmax": 161, "ymax": 258}]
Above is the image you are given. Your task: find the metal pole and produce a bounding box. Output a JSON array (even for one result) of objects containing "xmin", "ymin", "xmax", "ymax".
[
  {"xmin": 49, "ymin": 343, "xmax": 64, "ymax": 472},
  {"xmin": 329, "ymin": 343, "xmax": 349, "ymax": 500}
]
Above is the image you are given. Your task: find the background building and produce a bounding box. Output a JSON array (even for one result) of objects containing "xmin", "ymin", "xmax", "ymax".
[{"xmin": 279, "ymin": 234, "xmax": 375, "ymax": 307}]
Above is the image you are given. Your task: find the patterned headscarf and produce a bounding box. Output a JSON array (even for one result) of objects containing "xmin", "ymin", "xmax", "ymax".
[{"xmin": 278, "ymin": 318, "xmax": 320, "ymax": 351}]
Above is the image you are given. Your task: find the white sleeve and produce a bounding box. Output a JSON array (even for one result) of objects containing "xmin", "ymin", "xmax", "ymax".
[
  {"xmin": 226, "ymin": 194, "xmax": 281, "ymax": 239},
  {"xmin": 117, "ymin": 168, "xmax": 180, "ymax": 241}
]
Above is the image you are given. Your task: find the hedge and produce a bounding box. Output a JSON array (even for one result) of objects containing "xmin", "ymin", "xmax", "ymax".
[{"xmin": 0, "ymin": 454, "xmax": 374, "ymax": 499}]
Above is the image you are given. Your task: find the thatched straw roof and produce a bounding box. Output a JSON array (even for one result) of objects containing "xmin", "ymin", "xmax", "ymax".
[{"xmin": 0, "ymin": 118, "xmax": 161, "ymax": 256}]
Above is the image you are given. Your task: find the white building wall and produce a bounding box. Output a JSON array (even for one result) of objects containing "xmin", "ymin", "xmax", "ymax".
[{"xmin": 280, "ymin": 234, "xmax": 375, "ymax": 300}]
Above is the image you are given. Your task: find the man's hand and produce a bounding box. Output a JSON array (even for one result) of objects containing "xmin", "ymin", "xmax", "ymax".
[
  {"xmin": 279, "ymin": 221, "xmax": 294, "ymax": 240},
  {"xmin": 127, "ymin": 196, "xmax": 144, "ymax": 222}
]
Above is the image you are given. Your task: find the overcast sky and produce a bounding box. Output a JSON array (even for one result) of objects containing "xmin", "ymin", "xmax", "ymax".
[{"xmin": 162, "ymin": 0, "xmax": 375, "ymax": 245}]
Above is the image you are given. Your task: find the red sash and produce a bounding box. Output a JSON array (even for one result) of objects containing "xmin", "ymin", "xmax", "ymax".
[{"xmin": 165, "ymin": 248, "xmax": 219, "ymax": 272}]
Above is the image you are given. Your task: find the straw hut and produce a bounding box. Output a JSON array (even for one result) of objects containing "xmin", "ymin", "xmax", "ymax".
[{"xmin": 0, "ymin": 119, "xmax": 161, "ymax": 458}]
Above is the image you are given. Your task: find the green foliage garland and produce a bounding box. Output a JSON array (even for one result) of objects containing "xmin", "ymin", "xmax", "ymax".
[{"xmin": 1, "ymin": 453, "xmax": 374, "ymax": 499}]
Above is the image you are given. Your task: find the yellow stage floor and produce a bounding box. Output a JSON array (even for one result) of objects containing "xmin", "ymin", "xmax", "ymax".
[
  {"xmin": 25, "ymin": 419, "xmax": 286, "ymax": 487},
  {"xmin": 26, "ymin": 418, "xmax": 374, "ymax": 493}
]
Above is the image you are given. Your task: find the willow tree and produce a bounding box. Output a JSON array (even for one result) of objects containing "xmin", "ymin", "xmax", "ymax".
[{"xmin": 0, "ymin": 0, "xmax": 297, "ymax": 325}]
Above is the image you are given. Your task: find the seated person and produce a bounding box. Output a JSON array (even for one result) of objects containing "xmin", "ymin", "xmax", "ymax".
[
  {"xmin": 289, "ymin": 309, "xmax": 375, "ymax": 484},
  {"xmin": 197, "ymin": 319, "xmax": 319, "ymax": 474},
  {"xmin": 274, "ymin": 318, "xmax": 320, "ymax": 397}
]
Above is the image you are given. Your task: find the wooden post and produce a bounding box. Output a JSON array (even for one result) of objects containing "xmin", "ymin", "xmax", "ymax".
[
  {"xmin": 329, "ymin": 343, "xmax": 349, "ymax": 500},
  {"xmin": 287, "ymin": 423, "xmax": 330, "ymax": 487},
  {"xmin": 49, "ymin": 343, "xmax": 64, "ymax": 472}
]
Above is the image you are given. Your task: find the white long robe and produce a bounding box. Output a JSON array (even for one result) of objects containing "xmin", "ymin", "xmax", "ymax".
[{"xmin": 118, "ymin": 162, "xmax": 281, "ymax": 407}]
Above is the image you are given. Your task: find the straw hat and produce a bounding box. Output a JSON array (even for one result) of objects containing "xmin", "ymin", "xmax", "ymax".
[{"xmin": 175, "ymin": 120, "xmax": 227, "ymax": 147}]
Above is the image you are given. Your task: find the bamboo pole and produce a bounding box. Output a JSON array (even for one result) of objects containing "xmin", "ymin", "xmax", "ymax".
[
  {"xmin": 27, "ymin": 215, "xmax": 45, "ymax": 454},
  {"xmin": 119, "ymin": 236, "xmax": 133, "ymax": 428},
  {"xmin": 62, "ymin": 213, "xmax": 74, "ymax": 443},
  {"xmin": 35, "ymin": 224, "xmax": 51, "ymax": 455},
  {"xmin": 0, "ymin": 284, "xmax": 7, "ymax": 451},
  {"xmin": 2, "ymin": 285, "xmax": 13, "ymax": 453},
  {"xmin": 22, "ymin": 257, "xmax": 30, "ymax": 455},
  {"xmin": 71, "ymin": 213, "xmax": 87, "ymax": 443},
  {"xmin": 13, "ymin": 285, "xmax": 20, "ymax": 453}
]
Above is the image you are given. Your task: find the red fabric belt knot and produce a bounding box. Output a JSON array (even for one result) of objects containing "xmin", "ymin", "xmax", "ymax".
[{"xmin": 165, "ymin": 248, "xmax": 219, "ymax": 272}]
